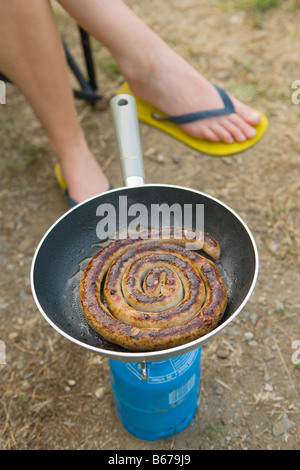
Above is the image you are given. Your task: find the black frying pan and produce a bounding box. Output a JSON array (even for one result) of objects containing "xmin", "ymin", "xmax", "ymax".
[{"xmin": 30, "ymin": 94, "xmax": 259, "ymax": 362}]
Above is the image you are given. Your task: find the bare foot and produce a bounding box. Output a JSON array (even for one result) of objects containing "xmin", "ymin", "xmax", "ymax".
[
  {"xmin": 125, "ymin": 47, "xmax": 261, "ymax": 144},
  {"xmin": 53, "ymin": 139, "xmax": 110, "ymax": 203}
]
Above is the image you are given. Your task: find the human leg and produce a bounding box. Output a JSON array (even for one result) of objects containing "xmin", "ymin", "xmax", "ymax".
[
  {"xmin": 58, "ymin": 0, "xmax": 261, "ymax": 144},
  {"xmin": 0, "ymin": 0, "xmax": 110, "ymax": 203}
]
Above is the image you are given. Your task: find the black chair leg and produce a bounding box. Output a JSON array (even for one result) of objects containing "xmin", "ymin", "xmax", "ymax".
[
  {"xmin": 78, "ymin": 27, "xmax": 98, "ymax": 91},
  {"xmin": 64, "ymin": 27, "xmax": 102, "ymax": 104}
]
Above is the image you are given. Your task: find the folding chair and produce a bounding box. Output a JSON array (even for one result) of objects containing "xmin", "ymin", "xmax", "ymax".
[{"xmin": 0, "ymin": 26, "xmax": 102, "ymax": 105}]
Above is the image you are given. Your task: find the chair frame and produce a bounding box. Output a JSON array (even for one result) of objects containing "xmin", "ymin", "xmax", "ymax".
[{"xmin": 0, "ymin": 26, "xmax": 102, "ymax": 105}]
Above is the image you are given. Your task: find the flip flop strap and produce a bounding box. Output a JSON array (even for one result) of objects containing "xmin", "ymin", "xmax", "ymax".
[{"xmin": 152, "ymin": 85, "xmax": 235, "ymax": 124}]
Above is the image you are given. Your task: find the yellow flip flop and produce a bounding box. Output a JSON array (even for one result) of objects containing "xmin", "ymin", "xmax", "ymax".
[
  {"xmin": 54, "ymin": 163, "xmax": 67, "ymax": 191},
  {"xmin": 117, "ymin": 81, "xmax": 268, "ymax": 157},
  {"xmin": 54, "ymin": 163, "xmax": 78, "ymax": 207}
]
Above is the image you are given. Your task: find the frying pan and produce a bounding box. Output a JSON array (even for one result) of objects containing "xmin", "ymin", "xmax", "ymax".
[{"xmin": 30, "ymin": 94, "xmax": 259, "ymax": 362}]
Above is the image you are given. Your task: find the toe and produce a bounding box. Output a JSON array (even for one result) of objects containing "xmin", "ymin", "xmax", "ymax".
[
  {"xmin": 219, "ymin": 117, "xmax": 247, "ymax": 142},
  {"xmin": 230, "ymin": 95, "xmax": 262, "ymax": 126},
  {"xmin": 209, "ymin": 122, "xmax": 235, "ymax": 143},
  {"xmin": 228, "ymin": 113, "xmax": 258, "ymax": 140},
  {"xmin": 181, "ymin": 121, "xmax": 221, "ymax": 141},
  {"xmin": 200, "ymin": 125, "xmax": 221, "ymax": 142}
]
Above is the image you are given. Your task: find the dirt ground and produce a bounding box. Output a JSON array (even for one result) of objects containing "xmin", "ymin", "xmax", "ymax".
[{"xmin": 0, "ymin": 0, "xmax": 299, "ymax": 451}]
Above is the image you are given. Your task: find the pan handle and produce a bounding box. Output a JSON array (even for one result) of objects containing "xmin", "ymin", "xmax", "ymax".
[{"xmin": 110, "ymin": 94, "xmax": 145, "ymax": 187}]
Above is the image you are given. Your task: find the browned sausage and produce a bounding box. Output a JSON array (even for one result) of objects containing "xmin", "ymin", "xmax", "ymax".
[{"xmin": 79, "ymin": 228, "xmax": 227, "ymax": 351}]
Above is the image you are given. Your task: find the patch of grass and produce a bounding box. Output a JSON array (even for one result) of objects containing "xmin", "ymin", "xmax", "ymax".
[
  {"xmin": 98, "ymin": 57, "xmax": 122, "ymax": 79},
  {"xmin": 242, "ymin": 57, "xmax": 256, "ymax": 73},
  {"xmin": 274, "ymin": 307, "xmax": 292, "ymax": 318},
  {"xmin": 206, "ymin": 420, "xmax": 227, "ymax": 440},
  {"xmin": 219, "ymin": 0, "xmax": 279, "ymax": 10},
  {"xmin": 227, "ymin": 81, "xmax": 273, "ymax": 102},
  {"xmin": 22, "ymin": 143, "xmax": 48, "ymax": 167},
  {"xmin": 235, "ymin": 0, "xmax": 278, "ymax": 11},
  {"xmin": 21, "ymin": 143, "xmax": 47, "ymax": 155},
  {"xmin": 5, "ymin": 157, "xmax": 20, "ymax": 172},
  {"xmin": 4, "ymin": 143, "xmax": 47, "ymax": 171},
  {"xmin": 219, "ymin": 0, "xmax": 279, "ymax": 26}
]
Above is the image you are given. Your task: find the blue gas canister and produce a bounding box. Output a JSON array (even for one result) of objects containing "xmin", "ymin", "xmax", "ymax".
[{"xmin": 109, "ymin": 348, "xmax": 202, "ymax": 441}]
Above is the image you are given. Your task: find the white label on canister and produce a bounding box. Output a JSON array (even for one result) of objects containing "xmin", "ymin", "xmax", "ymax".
[
  {"xmin": 169, "ymin": 373, "xmax": 196, "ymax": 405},
  {"xmin": 125, "ymin": 350, "xmax": 198, "ymax": 383},
  {"xmin": 170, "ymin": 351, "xmax": 197, "ymax": 376},
  {"xmin": 125, "ymin": 362, "xmax": 144, "ymax": 380}
]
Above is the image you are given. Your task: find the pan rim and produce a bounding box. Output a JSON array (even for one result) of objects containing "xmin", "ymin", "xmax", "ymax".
[{"xmin": 30, "ymin": 183, "xmax": 259, "ymax": 362}]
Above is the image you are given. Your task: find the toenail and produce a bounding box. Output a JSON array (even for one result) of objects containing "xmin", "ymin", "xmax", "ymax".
[
  {"xmin": 250, "ymin": 111, "xmax": 261, "ymax": 121},
  {"xmin": 249, "ymin": 128, "xmax": 257, "ymax": 138}
]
